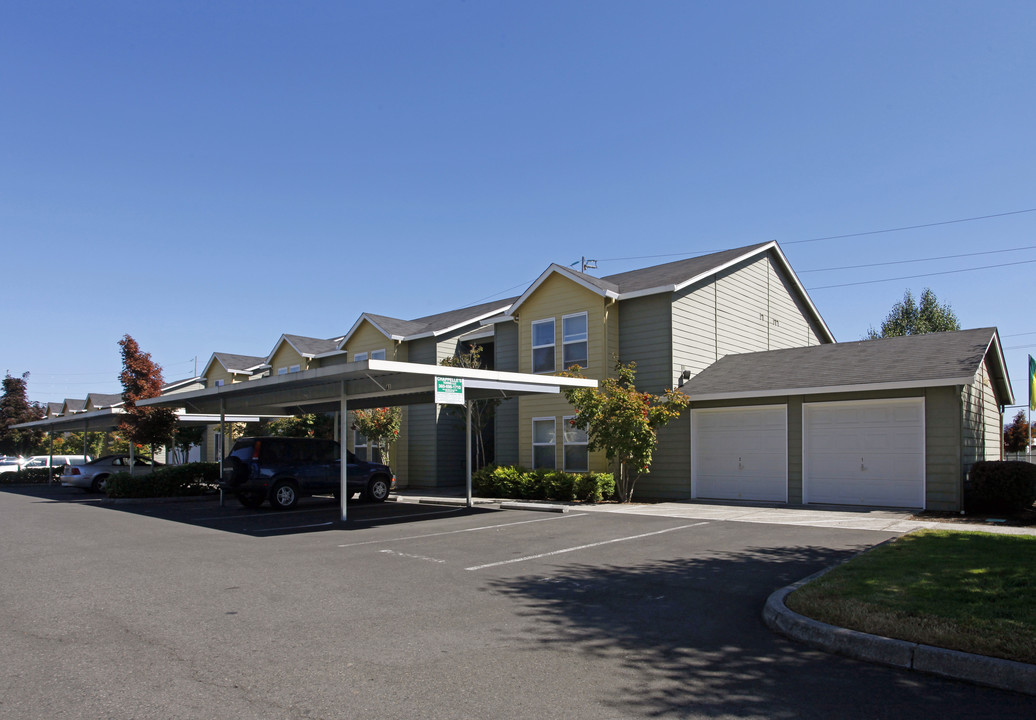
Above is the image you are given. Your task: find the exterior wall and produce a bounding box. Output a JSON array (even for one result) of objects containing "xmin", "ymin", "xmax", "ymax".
[
  {"xmin": 516, "ymin": 274, "xmax": 614, "ymax": 471},
  {"xmin": 678, "ymin": 387, "xmax": 968, "ymax": 512},
  {"xmin": 204, "ymin": 365, "xmax": 238, "ymax": 388},
  {"xmin": 268, "ymin": 343, "xmax": 309, "ymax": 375},
  {"xmin": 961, "ymin": 359, "xmax": 1003, "ymax": 467},
  {"xmin": 494, "ymin": 320, "xmax": 520, "ymax": 466},
  {"xmin": 344, "ymin": 321, "xmax": 403, "ymax": 361}
]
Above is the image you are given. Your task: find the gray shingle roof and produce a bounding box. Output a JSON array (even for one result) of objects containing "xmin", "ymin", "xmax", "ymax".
[
  {"xmin": 362, "ymin": 297, "xmax": 518, "ymax": 340},
  {"xmin": 62, "ymin": 399, "xmax": 86, "ymax": 413},
  {"xmin": 213, "ymin": 352, "xmax": 267, "ymax": 373},
  {"xmin": 85, "ymin": 393, "xmax": 123, "ymax": 408},
  {"xmin": 680, "ymin": 328, "xmax": 1009, "ymax": 402},
  {"xmin": 282, "ymin": 334, "xmax": 344, "ymax": 356},
  {"xmin": 598, "ymin": 242, "xmax": 772, "ymax": 294}
]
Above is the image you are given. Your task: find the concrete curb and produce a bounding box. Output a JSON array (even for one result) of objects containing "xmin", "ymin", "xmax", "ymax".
[
  {"xmin": 499, "ymin": 501, "xmax": 568, "ymax": 513},
  {"xmin": 100, "ymin": 494, "xmax": 220, "ymax": 506},
  {"xmin": 764, "ymin": 577, "xmax": 1036, "ymax": 696}
]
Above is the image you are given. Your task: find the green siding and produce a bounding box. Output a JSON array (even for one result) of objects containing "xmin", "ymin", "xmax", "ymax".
[
  {"xmin": 494, "ymin": 322, "xmax": 519, "ymax": 465},
  {"xmin": 925, "ymin": 387, "xmax": 962, "ymax": 511}
]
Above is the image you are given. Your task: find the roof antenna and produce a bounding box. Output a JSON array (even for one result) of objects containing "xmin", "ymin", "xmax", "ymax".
[{"xmin": 570, "ymin": 256, "xmax": 597, "ymax": 273}]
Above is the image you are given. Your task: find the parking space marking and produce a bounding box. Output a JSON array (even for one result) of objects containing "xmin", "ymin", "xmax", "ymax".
[
  {"xmin": 337, "ymin": 512, "xmax": 587, "ymax": 549},
  {"xmin": 195, "ymin": 506, "xmax": 337, "ymax": 521},
  {"xmin": 350, "ymin": 507, "xmax": 466, "ymax": 523},
  {"xmin": 379, "ymin": 549, "xmax": 446, "ymax": 564},
  {"xmin": 254, "ymin": 521, "xmax": 335, "ymax": 532},
  {"xmin": 464, "ymin": 521, "xmax": 709, "ymax": 571}
]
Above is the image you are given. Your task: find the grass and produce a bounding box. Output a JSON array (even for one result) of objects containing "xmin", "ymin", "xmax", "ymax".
[{"xmin": 785, "ymin": 529, "xmax": 1036, "ymax": 664}]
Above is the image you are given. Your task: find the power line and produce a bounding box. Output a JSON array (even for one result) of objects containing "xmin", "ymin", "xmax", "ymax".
[
  {"xmin": 806, "ymin": 258, "xmax": 1036, "ymax": 290},
  {"xmin": 797, "ymin": 245, "xmax": 1036, "ymax": 273},
  {"xmin": 786, "ymin": 207, "xmax": 1036, "ymax": 245}
]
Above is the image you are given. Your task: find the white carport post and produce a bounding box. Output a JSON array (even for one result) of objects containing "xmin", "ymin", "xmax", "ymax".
[
  {"xmin": 339, "ymin": 381, "xmax": 348, "ymax": 522},
  {"xmin": 465, "ymin": 399, "xmax": 473, "ymax": 508},
  {"xmin": 218, "ymin": 398, "xmax": 226, "ymax": 508}
]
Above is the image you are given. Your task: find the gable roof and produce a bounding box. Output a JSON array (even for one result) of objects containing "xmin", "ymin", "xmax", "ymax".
[
  {"xmin": 85, "ymin": 393, "xmax": 123, "ymax": 410},
  {"xmin": 201, "ymin": 352, "xmax": 268, "ymax": 378},
  {"xmin": 680, "ymin": 328, "xmax": 1013, "ymax": 405},
  {"xmin": 47, "ymin": 402, "xmax": 64, "ymax": 418},
  {"xmin": 506, "ymin": 242, "xmax": 834, "ymax": 342},
  {"xmin": 61, "ymin": 398, "xmax": 86, "ymax": 414},
  {"xmin": 266, "ymin": 334, "xmax": 346, "ymax": 363},
  {"xmin": 339, "ymin": 298, "xmax": 517, "ymax": 347}
]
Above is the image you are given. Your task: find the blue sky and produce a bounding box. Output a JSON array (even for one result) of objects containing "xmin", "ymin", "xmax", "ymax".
[{"xmin": 3, "ymin": 1, "xmax": 1036, "ymax": 409}]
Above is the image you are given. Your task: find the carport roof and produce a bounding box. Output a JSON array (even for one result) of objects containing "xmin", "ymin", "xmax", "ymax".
[
  {"xmin": 14, "ymin": 407, "xmax": 268, "ymax": 433},
  {"xmin": 680, "ymin": 327, "xmax": 1013, "ymax": 404},
  {"xmin": 134, "ymin": 358, "xmax": 597, "ymax": 416}
]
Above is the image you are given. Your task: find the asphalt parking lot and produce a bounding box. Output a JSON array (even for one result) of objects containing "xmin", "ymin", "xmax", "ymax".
[{"xmin": 2, "ymin": 485, "xmax": 1032, "ymax": 719}]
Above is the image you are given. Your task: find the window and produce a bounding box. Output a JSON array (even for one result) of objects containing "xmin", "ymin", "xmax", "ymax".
[
  {"xmin": 289, "ymin": 364, "xmax": 301, "ymax": 373},
  {"xmin": 277, "ymin": 367, "xmax": 288, "ymax": 375},
  {"xmin": 214, "ymin": 379, "xmax": 225, "ymax": 387},
  {"xmin": 354, "ymin": 430, "xmax": 367, "ymax": 461},
  {"xmin": 563, "ymin": 416, "xmax": 588, "ymax": 471},
  {"xmin": 562, "ymin": 312, "xmax": 588, "ymax": 369},
  {"xmin": 371, "ymin": 349, "xmax": 386, "ymax": 360},
  {"xmin": 353, "ymin": 352, "xmax": 368, "ymax": 362},
  {"xmin": 531, "ymin": 319, "xmax": 555, "ymax": 373},
  {"xmin": 532, "ymin": 417, "xmax": 556, "ymax": 469}
]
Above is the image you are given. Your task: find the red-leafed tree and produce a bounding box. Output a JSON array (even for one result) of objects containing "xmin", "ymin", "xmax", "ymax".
[
  {"xmin": 1003, "ymin": 410, "xmax": 1031, "ymax": 453},
  {"xmin": 118, "ymin": 335, "xmax": 178, "ymax": 460},
  {"xmin": 0, "ymin": 372, "xmax": 44, "ymax": 456}
]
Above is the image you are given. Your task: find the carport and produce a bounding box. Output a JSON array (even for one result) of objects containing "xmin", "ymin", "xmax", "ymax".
[
  {"xmin": 14, "ymin": 407, "xmax": 268, "ymax": 481},
  {"xmin": 136, "ymin": 358, "xmax": 597, "ymax": 520}
]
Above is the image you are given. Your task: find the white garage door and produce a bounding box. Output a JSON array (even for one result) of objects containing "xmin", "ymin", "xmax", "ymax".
[
  {"xmin": 803, "ymin": 398, "xmax": 925, "ymax": 508},
  {"xmin": 692, "ymin": 406, "xmax": 787, "ymax": 502}
]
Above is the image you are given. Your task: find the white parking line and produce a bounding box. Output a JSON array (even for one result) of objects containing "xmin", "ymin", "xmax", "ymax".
[
  {"xmin": 465, "ymin": 521, "xmax": 709, "ymax": 571},
  {"xmin": 380, "ymin": 549, "xmax": 446, "ymax": 564},
  {"xmin": 351, "ymin": 507, "xmax": 465, "ymax": 523},
  {"xmin": 254, "ymin": 521, "xmax": 335, "ymax": 532},
  {"xmin": 337, "ymin": 512, "xmax": 587, "ymax": 549}
]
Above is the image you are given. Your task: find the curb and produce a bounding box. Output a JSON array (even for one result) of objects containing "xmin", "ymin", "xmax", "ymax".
[
  {"xmin": 100, "ymin": 494, "xmax": 219, "ymax": 506},
  {"xmin": 763, "ymin": 578, "xmax": 1036, "ymax": 696},
  {"xmin": 499, "ymin": 501, "xmax": 568, "ymax": 513}
]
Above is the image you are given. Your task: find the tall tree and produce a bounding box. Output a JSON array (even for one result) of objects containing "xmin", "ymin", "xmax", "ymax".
[
  {"xmin": 866, "ymin": 288, "xmax": 961, "ymax": 339},
  {"xmin": 0, "ymin": 372, "xmax": 44, "ymax": 456},
  {"xmin": 1003, "ymin": 410, "xmax": 1031, "ymax": 453},
  {"xmin": 118, "ymin": 335, "xmax": 178, "ymax": 460},
  {"xmin": 561, "ymin": 359, "xmax": 690, "ymax": 503}
]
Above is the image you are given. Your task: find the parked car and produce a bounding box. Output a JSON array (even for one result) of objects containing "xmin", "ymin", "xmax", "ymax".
[
  {"xmin": 61, "ymin": 455, "xmax": 162, "ymax": 492},
  {"xmin": 1, "ymin": 455, "xmax": 91, "ymax": 481},
  {"xmin": 221, "ymin": 436, "xmax": 395, "ymax": 510},
  {"xmin": 0, "ymin": 456, "xmax": 27, "ymax": 480}
]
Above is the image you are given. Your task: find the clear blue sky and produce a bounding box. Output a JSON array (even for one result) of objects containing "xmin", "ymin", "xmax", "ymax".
[{"xmin": 3, "ymin": 2, "xmax": 1036, "ymax": 410}]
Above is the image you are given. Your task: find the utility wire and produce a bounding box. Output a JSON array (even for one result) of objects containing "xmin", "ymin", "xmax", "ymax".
[
  {"xmin": 797, "ymin": 245, "xmax": 1036, "ymax": 273},
  {"xmin": 806, "ymin": 258, "xmax": 1036, "ymax": 290},
  {"xmin": 786, "ymin": 207, "xmax": 1036, "ymax": 245}
]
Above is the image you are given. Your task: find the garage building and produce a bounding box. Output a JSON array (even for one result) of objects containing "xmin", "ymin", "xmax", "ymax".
[{"xmin": 680, "ymin": 328, "xmax": 1012, "ymax": 511}]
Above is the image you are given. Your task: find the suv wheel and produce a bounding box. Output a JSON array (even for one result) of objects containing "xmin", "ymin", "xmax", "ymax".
[
  {"xmin": 270, "ymin": 480, "xmax": 299, "ymax": 510},
  {"xmin": 366, "ymin": 476, "xmax": 391, "ymax": 503}
]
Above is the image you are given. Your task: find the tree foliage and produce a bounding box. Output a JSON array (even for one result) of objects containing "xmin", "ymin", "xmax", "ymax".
[
  {"xmin": 0, "ymin": 372, "xmax": 45, "ymax": 456},
  {"xmin": 351, "ymin": 407, "xmax": 402, "ymax": 468},
  {"xmin": 265, "ymin": 413, "xmax": 334, "ymax": 439},
  {"xmin": 866, "ymin": 288, "xmax": 961, "ymax": 339},
  {"xmin": 1003, "ymin": 410, "xmax": 1032, "ymax": 453},
  {"xmin": 440, "ymin": 343, "xmax": 500, "ymax": 469},
  {"xmin": 118, "ymin": 335, "xmax": 178, "ymax": 454},
  {"xmin": 560, "ymin": 359, "xmax": 690, "ymax": 503}
]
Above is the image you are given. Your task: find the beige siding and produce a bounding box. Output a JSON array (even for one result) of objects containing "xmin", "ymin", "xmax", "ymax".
[
  {"xmin": 516, "ymin": 273, "xmax": 612, "ymax": 470},
  {"xmin": 204, "ymin": 365, "xmax": 237, "ymax": 388},
  {"xmin": 717, "ymin": 257, "xmax": 770, "ymax": 357},
  {"xmin": 767, "ymin": 261, "xmax": 824, "ymax": 349},
  {"xmin": 268, "ymin": 343, "xmax": 308, "ymax": 375},
  {"xmin": 961, "ymin": 360, "xmax": 1003, "ymax": 466},
  {"xmin": 344, "ymin": 321, "xmax": 402, "ymax": 361},
  {"xmin": 672, "ymin": 282, "xmax": 720, "ymax": 377}
]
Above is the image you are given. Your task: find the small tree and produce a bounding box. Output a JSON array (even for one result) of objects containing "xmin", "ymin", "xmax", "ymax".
[
  {"xmin": 866, "ymin": 288, "xmax": 961, "ymax": 339},
  {"xmin": 118, "ymin": 335, "xmax": 178, "ymax": 461},
  {"xmin": 1004, "ymin": 410, "xmax": 1031, "ymax": 453},
  {"xmin": 0, "ymin": 372, "xmax": 45, "ymax": 457},
  {"xmin": 170, "ymin": 424, "xmax": 206, "ymax": 464},
  {"xmin": 351, "ymin": 407, "xmax": 402, "ymax": 468},
  {"xmin": 440, "ymin": 343, "xmax": 500, "ymax": 469},
  {"xmin": 560, "ymin": 359, "xmax": 690, "ymax": 503},
  {"xmin": 265, "ymin": 413, "xmax": 334, "ymax": 439}
]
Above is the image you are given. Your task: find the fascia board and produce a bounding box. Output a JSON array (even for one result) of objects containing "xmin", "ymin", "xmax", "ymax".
[
  {"xmin": 264, "ymin": 334, "xmax": 291, "ymax": 364},
  {"xmin": 415, "ymin": 306, "xmax": 512, "ymax": 340},
  {"xmin": 481, "ymin": 315, "xmax": 515, "ymax": 326},
  {"xmin": 765, "ymin": 243, "xmax": 836, "ymax": 344},
  {"xmin": 984, "ymin": 330, "xmax": 1015, "ymax": 405},
  {"xmin": 313, "ymin": 349, "xmax": 348, "ymax": 360},
  {"xmin": 338, "ymin": 315, "xmax": 399, "ymax": 349},
  {"xmin": 685, "ymin": 375, "xmax": 977, "ymax": 402},
  {"xmin": 200, "ymin": 354, "xmax": 221, "ymax": 378}
]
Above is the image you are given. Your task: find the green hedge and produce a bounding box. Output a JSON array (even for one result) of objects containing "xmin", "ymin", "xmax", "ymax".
[
  {"xmin": 966, "ymin": 461, "xmax": 1036, "ymax": 513},
  {"xmin": 0, "ymin": 467, "xmax": 56, "ymax": 485},
  {"xmin": 472, "ymin": 465, "xmax": 615, "ymax": 503},
  {"xmin": 104, "ymin": 462, "xmax": 220, "ymax": 499}
]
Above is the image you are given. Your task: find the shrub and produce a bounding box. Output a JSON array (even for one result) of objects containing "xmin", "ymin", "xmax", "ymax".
[
  {"xmin": 472, "ymin": 464, "xmax": 498, "ymax": 495},
  {"xmin": 105, "ymin": 462, "xmax": 219, "ymax": 499},
  {"xmin": 575, "ymin": 472, "xmax": 615, "ymax": 503},
  {"xmin": 472, "ymin": 465, "xmax": 613, "ymax": 503},
  {"xmin": 966, "ymin": 461, "xmax": 1036, "ymax": 513},
  {"xmin": 0, "ymin": 467, "xmax": 54, "ymax": 485}
]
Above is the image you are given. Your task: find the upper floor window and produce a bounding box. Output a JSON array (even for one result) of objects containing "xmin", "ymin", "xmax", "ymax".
[
  {"xmin": 277, "ymin": 367, "xmax": 288, "ymax": 375},
  {"xmin": 214, "ymin": 379, "xmax": 225, "ymax": 387},
  {"xmin": 562, "ymin": 312, "xmax": 588, "ymax": 369},
  {"xmin": 532, "ymin": 318, "xmax": 555, "ymax": 373},
  {"xmin": 353, "ymin": 352, "xmax": 368, "ymax": 362},
  {"xmin": 289, "ymin": 364, "xmax": 301, "ymax": 373},
  {"xmin": 371, "ymin": 349, "xmax": 386, "ymax": 360}
]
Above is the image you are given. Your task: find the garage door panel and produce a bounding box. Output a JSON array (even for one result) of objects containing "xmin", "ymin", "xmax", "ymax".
[
  {"xmin": 804, "ymin": 399, "xmax": 925, "ymax": 508},
  {"xmin": 692, "ymin": 406, "xmax": 787, "ymax": 503}
]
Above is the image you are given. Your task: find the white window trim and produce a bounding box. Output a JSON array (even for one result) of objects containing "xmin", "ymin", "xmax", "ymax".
[
  {"xmin": 562, "ymin": 415, "xmax": 589, "ymax": 472},
  {"xmin": 562, "ymin": 311, "xmax": 588, "ymax": 370},
  {"xmin": 532, "ymin": 416, "xmax": 556, "ymax": 469},
  {"xmin": 531, "ymin": 318, "xmax": 556, "ymax": 374}
]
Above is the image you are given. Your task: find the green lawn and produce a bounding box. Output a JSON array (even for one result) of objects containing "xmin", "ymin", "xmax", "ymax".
[{"xmin": 786, "ymin": 530, "xmax": 1036, "ymax": 665}]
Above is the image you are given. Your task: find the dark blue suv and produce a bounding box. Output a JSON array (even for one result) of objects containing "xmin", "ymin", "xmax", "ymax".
[{"xmin": 221, "ymin": 436, "xmax": 395, "ymax": 510}]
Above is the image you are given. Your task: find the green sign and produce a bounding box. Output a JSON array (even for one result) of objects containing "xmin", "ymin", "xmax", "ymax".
[{"xmin": 435, "ymin": 376, "xmax": 465, "ymax": 405}]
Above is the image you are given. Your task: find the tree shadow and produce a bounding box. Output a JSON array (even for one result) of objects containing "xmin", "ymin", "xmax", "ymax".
[{"xmin": 481, "ymin": 545, "xmax": 1032, "ymax": 718}]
